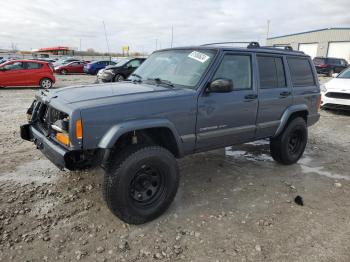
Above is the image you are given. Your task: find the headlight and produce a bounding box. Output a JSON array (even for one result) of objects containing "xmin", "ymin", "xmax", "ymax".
[{"xmin": 320, "ymin": 84, "xmax": 327, "ymax": 93}]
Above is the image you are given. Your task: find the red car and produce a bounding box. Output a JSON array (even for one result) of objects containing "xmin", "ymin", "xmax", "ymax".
[
  {"xmin": 0, "ymin": 60, "xmax": 55, "ymax": 89},
  {"xmin": 54, "ymin": 61, "xmax": 87, "ymax": 74}
]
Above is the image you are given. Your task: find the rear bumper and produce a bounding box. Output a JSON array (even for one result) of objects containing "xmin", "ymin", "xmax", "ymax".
[
  {"xmin": 307, "ymin": 113, "xmax": 320, "ymax": 126},
  {"xmin": 20, "ymin": 123, "xmax": 97, "ymax": 170}
]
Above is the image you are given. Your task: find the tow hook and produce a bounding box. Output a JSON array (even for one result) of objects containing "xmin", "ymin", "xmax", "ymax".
[{"xmin": 34, "ymin": 138, "xmax": 43, "ymax": 150}]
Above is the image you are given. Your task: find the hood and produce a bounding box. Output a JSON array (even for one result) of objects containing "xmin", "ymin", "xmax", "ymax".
[
  {"xmin": 324, "ymin": 78, "xmax": 350, "ymax": 92},
  {"xmin": 46, "ymin": 81, "xmax": 183, "ymax": 105}
]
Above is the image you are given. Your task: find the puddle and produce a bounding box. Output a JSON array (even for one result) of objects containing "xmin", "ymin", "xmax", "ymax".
[
  {"xmin": 299, "ymin": 156, "xmax": 350, "ymax": 181},
  {"xmin": 0, "ymin": 159, "xmax": 60, "ymax": 185},
  {"xmin": 225, "ymin": 147, "xmax": 273, "ymax": 162}
]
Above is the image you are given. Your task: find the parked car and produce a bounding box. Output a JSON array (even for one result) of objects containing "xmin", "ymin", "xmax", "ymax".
[
  {"xmin": 53, "ymin": 58, "xmax": 81, "ymax": 67},
  {"xmin": 321, "ymin": 67, "xmax": 350, "ymax": 110},
  {"xmin": 21, "ymin": 42, "xmax": 320, "ymax": 224},
  {"xmin": 84, "ymin": 60, "xmax": 116, "ymax": 75},
  {"xmin": 0, "ymin": 60, "xmax": 55, "ymax": 88},
  {"xmin": 54, "ymin": 61, "xmax": 87, "ymax": 74},
  {"xmin": 313, "ymin": 57, "xmax": 348, "ymax": 76},
  {"xmin": 98, "ymin": 58, "xmax": 146, "ymax": 82}
]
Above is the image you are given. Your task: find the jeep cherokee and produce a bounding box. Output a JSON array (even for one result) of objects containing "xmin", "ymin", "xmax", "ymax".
[{"xmin": 21, "ymin": 42, "xmax": 320, "ymax": 224}]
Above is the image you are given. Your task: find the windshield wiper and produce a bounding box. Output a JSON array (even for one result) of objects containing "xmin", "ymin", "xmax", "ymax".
[
  {"xmin": 147, "ymin": 77, "xmax": 174, "ymax": 88},
  {"xmin": 131, "ymin": 73, "xmax": 143, "ymax": 82}
]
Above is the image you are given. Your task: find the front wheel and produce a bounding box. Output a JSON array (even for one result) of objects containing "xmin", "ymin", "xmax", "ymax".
[
  {"xmin": 114, "ymin": 74, "xmax": 125, "ymax": 82},
  {"xmin": 39, "ymin": 78, "xmax": 53, "ymax": 89},
  {"xmin": 270, "ymin": 117, "xmax": 307, "ymax": 165},
  {"xmin": 103, "ymin": 145, "xmax": 179, "ymax": 224}
]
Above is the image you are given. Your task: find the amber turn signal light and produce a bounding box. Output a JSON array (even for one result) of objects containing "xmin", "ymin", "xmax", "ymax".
[
  {"xmin": 56, "ymin": 132, "xmax": 70, "ymax": 146},
  {"xmin": 76, "ymin": 119, "xmax": 83, "ymax": 139}
]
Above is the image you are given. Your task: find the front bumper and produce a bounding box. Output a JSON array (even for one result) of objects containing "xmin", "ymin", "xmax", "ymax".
[
  {"xmin": 20, "ymin": 123, "xmax": 95, "ymax": 170},
  {"xmin": 316, "ymin": 67, "xmax": 330, "ymax": 74},
  {"xmin": 321, "ymin": 92, "xmax": 350, "ymax": 109}
]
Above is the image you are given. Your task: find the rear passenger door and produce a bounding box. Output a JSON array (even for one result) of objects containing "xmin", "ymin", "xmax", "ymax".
[
  {"xmin": 196, "ymin": 52, "xmax": 258, "ymax": 150},
  {"xmin": 286, "ymin": 56, "xmax": 319, "ymax": 116},
  {"xmin": 256, "ymin": 55, "xmax": 292, "ymax": 138},
  {"xmin": 23, "ymin": 62, "xmax": 44, "ymax": 85}
]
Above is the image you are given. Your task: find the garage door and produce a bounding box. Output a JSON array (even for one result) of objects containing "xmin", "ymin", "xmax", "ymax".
[
  {"xmin": 298, "ymin": 43, "xmax": 318, "ymax": 58},
  {"xmin": 328, "ymin": 42, "xmax": 350, "ymax": 62}
]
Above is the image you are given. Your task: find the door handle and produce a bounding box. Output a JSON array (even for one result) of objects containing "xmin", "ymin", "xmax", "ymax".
[
  {"xmin": 244, "ymin": 94, "xmax": 258, "ymax": 100},
  {"xmin": 280, "ymin": 91, "xmax": 291, "ymax": 97}
]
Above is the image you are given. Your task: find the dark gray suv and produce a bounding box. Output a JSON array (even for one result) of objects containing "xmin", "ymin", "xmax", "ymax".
[{"xmin": 21, "ymin": 42, "xmax": 320, "ymax": 224}]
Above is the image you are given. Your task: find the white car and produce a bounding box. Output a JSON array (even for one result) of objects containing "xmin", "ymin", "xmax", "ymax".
[{"xmin": 321, "ymin": 67, "xmax": 350, "ymax": 110}]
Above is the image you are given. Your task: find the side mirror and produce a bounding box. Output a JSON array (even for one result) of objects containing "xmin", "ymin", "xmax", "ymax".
[
  {"xmin": 332, "ymin": 73, "xmax": 339, "ymax": 78},
  {"xmin": 207, "ymin": 79, "xmax": 233, "ymax": 93}
]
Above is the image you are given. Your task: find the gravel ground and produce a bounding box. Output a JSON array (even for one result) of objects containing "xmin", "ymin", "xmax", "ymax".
[{"xmin": 0, "ymin": 75, "xmax": 349, "ymax": 262}]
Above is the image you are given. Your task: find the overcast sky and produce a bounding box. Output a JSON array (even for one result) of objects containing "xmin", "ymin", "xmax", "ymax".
[{"xmin": 0, "ymin": 0, "xmax": 349, "ymax": 53}]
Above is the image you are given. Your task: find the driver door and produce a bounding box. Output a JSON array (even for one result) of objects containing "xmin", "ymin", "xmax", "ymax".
[
  {"xmin": 195, "ymin": 52, "xmax": 258, "ymax": 151},
  {"xmin": 0, "ymin": 61, "xmax": 26, "ymax": 86}
]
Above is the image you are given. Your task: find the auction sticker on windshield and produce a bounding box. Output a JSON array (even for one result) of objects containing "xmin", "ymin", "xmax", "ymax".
[{"xmin": 188, "ymin": 51, "xmax": 210, "ymax": 63}]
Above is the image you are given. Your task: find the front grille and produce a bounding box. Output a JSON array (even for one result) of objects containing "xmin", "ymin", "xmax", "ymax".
[
  {"xmin": 31, "ymin": 101, "xmax": 68, "ymax": 133},
  {"xmin": 325, "ymin": 92, "xmax": 350, "ymax": 100}
]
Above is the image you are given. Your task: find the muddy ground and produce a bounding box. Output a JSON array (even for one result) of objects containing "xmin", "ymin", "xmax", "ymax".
[{"xmin": 0, "ymin": 75, "xmax": 349, "ymax": 262}]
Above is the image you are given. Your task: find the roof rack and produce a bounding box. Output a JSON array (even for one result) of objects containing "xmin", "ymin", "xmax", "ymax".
[
  {"xmin": 200, "ymin": 41, "xmax": 304, "ymax": 53},
  {"xmin": 201, "ymin": 41, "xmax": 260, "ymax": 48}
]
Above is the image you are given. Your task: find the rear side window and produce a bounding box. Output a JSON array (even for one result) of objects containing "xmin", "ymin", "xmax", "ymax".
[
  {"xmin": 213, "ymin": 54, "xmax": 252, "ymax": 90},
  {"xmin": 287, "ymin": 57, "xmax": 315, "ymax": 86},
  {"xmin": 26, "ymin": 62, "xmax": 43, "ymax": 69},
  {"xmin": 257, "ymin": 56, "xmax": 286, "ymax": 88}
]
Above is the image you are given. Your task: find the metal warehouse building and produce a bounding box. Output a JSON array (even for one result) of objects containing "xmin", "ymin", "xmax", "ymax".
[{"xmin": 266, "ymin": 28, "xmax": 350, "ymax": 61}]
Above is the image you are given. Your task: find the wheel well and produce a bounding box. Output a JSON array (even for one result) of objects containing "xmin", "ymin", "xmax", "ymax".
[
  {"xmin": 113, "ymin": 128, "xmax": 180, "ymax": 157},
  {"xmin": 287, "ymin": 110, "xmax": 308, "ymax": 125}
]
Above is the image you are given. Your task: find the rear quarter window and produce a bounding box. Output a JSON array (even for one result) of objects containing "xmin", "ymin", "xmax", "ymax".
[{"xmin": 287, "ymin": 57, "xmax": 315, "ymax": 86}]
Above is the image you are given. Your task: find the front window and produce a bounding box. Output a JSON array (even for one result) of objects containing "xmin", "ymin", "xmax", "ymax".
[
  {"xmin": 2, "ymin": 62, "xmax": 24, "ymax": 70},
  {"xmin": 129, "ymin": 49, "xmax": 216, "ymax": 88},
  {"xmin": 337, "ymin": 68, "xmax": 350, "ymax": 79}
]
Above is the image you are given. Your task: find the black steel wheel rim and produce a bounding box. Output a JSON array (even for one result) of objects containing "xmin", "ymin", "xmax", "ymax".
[
  {"xmin": 129, "ymin": 164, "xmax": 164, "ymax": 206},
  {"xmin": 288, "ymin": 130, "xmax": 302, "ymax": 154}
]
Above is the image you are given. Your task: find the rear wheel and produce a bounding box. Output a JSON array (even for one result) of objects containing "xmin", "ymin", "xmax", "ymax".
[
  {"xmin": 103, "ymin": 145, "xmax": 179, "ymax": 224},
  {"xmin": 328, "ymin": 69, "xmax": 334, "ymax": 77},
  {"xmin": 39, "ymin": 78, "xmax": 53, "ymax": 89},
  {"xmin": 270, "ymin": 117, "xmax": 307, "ymax": 165},
  {"xmin": 114, "ymin": 74, "xmax": 125, "ymax": 82}
]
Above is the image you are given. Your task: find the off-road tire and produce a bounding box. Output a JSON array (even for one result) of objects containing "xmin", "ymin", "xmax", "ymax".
[
  {"xmin": 114, "ymin": 74, "xmax": 125, "ymax": 82},
  {"xmin": 103, "ymin": 145, "xmax": 179, "ymax": 224},
  {"xmin": 39, "ymin": 78, "xmax": 53, "ymax": 89},
  {"xmin": 270, "ymin": 117, "xmax": 307, "ymax": 165}
]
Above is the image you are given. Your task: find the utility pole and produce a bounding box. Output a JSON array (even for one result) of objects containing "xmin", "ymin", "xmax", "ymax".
[
  {"xmin": 266, "ymin": 20, "xmax": 271, "ymax": 42},
  {"xmin": 79, "ymin": 38, "xmax": 82, "ymax": 52},
  {"xmin": 102, "ymin": 21, "xmax": 111, "ymax": 60},
  {"xmin": 155, "ymin": 39, "xmax": 158, "ymax": 50},
  {"xmin": 171, "ymin": 25, "xmax": 174, "ymax": 48}
]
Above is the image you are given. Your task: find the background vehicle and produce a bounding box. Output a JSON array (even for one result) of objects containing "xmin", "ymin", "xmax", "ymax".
[
  {"xmin": 54, "ymin": 61, "xmax": 87, "ymax": 74},
  {"xmin": 84, "ymin": 60, "xmax": 116, "ymax": 75},
  {"xmin": 321, "ymin": 67, "xmax": 350, "ymax": 110},
  {"xmin": 313, "ymin": 57, "xmax": 348, "ymax": 76},
  {"xmin": 53, "ymin": 58, "xmax": 82, "ymax": 67},
  {"xmin": 98, "ymin": 58, "xmax": 146, "ymax": 82},
  {"xmin": 0, "ymin": 60, "xmax": 55, "ymax": 88},
  {"xmin": 21, "ymin": 42, "xmax": 320, "ymax": 224}
]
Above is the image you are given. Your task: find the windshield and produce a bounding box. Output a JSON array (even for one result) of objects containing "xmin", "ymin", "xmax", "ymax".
[
  {"xmin": 129, "ymin": 49, "xmax": 216, "ymax": 88},
  {"xmin": 337, "ymin": 67, "xmax": 350, "ymax": 79},
  {"xmin": 115, "ymin": 58, "xmax": 130, "ymax": 67}
]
